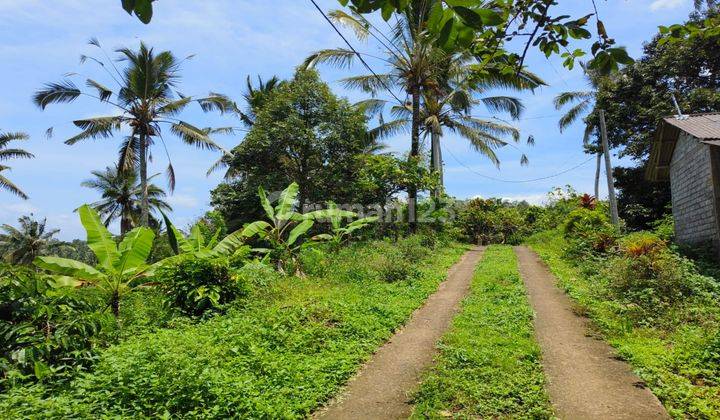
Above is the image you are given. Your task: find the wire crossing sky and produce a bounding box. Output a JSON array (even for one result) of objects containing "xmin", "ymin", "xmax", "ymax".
[{"xmin": 0, "ymin": 0, "xmax": 696, "ymax": 239}]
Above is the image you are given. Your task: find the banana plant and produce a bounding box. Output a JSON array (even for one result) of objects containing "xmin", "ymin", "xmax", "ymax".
[
  {"xmin": 34, "ymin": 205, "xmax": 156, "ymax": 317},
  {"xmin": 241, "ymin": 183, "xmax": 354, "ymax": 273},
  {"xmin": 161, "ymin": 212, "xmax": 246, "ymax": 258},
  {"xmin": 312, "ymin": 201, "xmax": 378, "ymax": 249}
]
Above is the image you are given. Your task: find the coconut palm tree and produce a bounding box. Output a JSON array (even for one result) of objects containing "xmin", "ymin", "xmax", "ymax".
[
  {"xmin": 0, "ymin": 130, "xmax": 33, "ymax": 199},
  {"xmin": 33, "ymin": 40, "xmax": 232, "ymax": 227},
  {"xmin": 366, "ymin": 53, "xmax": 543, "ymax": 196},
  {"xmin": 0, "ymin": 215, "xmax": 59, "ymax": 265},
  {"xmin": 303, "ymin": 6, "xmax": 440, "ymax": 230},
  {"xmin": 82, "ymin": 165, "xmax": 172, "ymax": 236},
  {"xmin": 554, "ymin": 67, "xmax": 603, "ymax": 198}
]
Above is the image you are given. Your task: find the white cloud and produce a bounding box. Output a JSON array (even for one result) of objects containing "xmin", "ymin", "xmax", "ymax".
[{"xmin": 650, "ymin": 0, "xmax": 686, "ymax": 11}]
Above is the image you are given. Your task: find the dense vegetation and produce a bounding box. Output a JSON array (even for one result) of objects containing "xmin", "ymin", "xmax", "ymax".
[
  {"xmin": 2, "ymin": 1, "xmax": 719, "ymax": 418},
  {"xmin": 1, "ymin": 236, "xmax": 465, "ymax": 417},
  {"xmin": 412, "ymin": 245, "xmax": 553, "ymax": 418}
]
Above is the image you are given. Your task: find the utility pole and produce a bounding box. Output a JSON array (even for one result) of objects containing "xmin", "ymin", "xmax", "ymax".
[{"xmin": 598, "ymin": 109, "xmax": 620, "ymax": 226}]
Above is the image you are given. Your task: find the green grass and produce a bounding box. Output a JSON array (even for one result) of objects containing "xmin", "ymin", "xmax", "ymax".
[
  {"xmin": 411, "ymin": 245, "xmax": 554, "ymax": 419},
  {"xmin": 0, "ymin": 238, "xmax": 467, "ymax": 418},
  {"xmin": 527, "ymin": 231, "xmax": 720, "ymax": 419}
]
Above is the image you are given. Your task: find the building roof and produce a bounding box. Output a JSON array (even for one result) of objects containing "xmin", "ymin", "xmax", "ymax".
[
  {"xmin": 663, "ymin": 113, "xmax": 720, "ymax": 141},
  {"xmin": 646, "ymin": 113, "xmax": 720, "ymax": 182}
]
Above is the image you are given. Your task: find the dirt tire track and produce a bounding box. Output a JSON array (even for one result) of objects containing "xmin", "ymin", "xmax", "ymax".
[
  {"xmin": 314, "ymin": 247, "xmax": 485, "ymax": 420},
  {"xmin": 515, "ymin": 246, "xmax": 669, "ymax": 419}
]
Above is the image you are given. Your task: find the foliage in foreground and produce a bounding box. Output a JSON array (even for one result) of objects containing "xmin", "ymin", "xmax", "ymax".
[
  {"xmin": 412, "ymin": 245, "xmax": 553, "ymax": 418},
  {"xmin": 527, "ymin": 231, "xmax": 720, "ymax": 419},
  {"xmin": 0, "ymin": 236, "xmax": 465, "ymax": 418}
]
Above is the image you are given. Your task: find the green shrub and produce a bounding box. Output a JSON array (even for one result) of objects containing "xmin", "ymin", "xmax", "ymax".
[
  {"xmin": 618, "ymin": 232, "xmax": 667, "ymax": 257},
  {"xmin": 0, "ymin": 265, "xmax": 114, "ymax": 388},
  {"xmin": 562, "ymin": 209, "xmax": 618, "ymax": 257},
  {"xmin": 605, "ymin": 250, "xmax": 718, "ymax": 317},
  {"xmin": 298, "ymin": 246, "xmax": 330, "ymax": 277},
  {"xmin": 155, "ymin": 256, "xmax": 250, "ymax": 317},
  {"xmin": 376, "ymin": 255, "xmax": 421, "ymax": 282},
  {"xmin": 397, "ymin": 235, "xmax": 430, "ymax": 262},
  {"xmin": 652, "ymin": 212, "xmax": 675, "ymax": 241}
]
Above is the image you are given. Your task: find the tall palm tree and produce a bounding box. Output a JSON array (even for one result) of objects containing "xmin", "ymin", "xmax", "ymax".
[
  {"xmin": 366, "ymin": 53, "xmax": 543, "ymax": 196},
  {"xmin": 304, "ymin": 6, "xmax": 441, "ymax": 230},
  {"xmin": 82, "ymin": 165, "xmax": 172, "ymax": 236},
  {"xmin": 33, "ymin": 40, "xmax": 232, "ymax": 227},
  {"xmin": 554, "ymin": 67, "xmax": 602, "ymax": 198},
  {"xmin": 0, "ymin": 215, "xmax": 59, "ymax": 265},
  {"xmin": 0, "ymin": 130, "xmax": 34, "ymax": 199}
]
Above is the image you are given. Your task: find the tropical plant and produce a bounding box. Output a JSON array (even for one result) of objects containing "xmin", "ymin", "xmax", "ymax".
[
  {"xmin": 34, "ymin": 205, "xmax": 157, "ymax": 317},
  {"xmin": 34, "ymin": 40, "xmax": 233, "ymax": 227},
  {"xmin": 312, "ymin": 202, "xmax": 378, "ymax": 249},
  {"xmin": 579, "ymin": 194, "xmax": 597, "ymax": 210},
  {"xmin": 241, "ymin": 183, "xmax": 354, "ymax": 273},
  {"xmin": 82, "ymin": 165, "xmax": 172, "ymax": 236},
  {"xmin": 161, "ymin": 213, "xmax": 247, "ymax": 258},
  {"xmin": 0, "ymin": 216, "xmax": 60, "ymax": 265},
  {"xmin": 0, "ymin": 130, "xmax": 33, "ymax": 199}
]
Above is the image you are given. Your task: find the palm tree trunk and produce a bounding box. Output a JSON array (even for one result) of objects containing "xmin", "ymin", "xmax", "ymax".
[
  {"xmin": 139, "ymin": 133, "xmax": 149, "ymax": 227},
  {"xmin": 120, "ymin": 208, "xmax": 132, "ymax": 237},
  {"xmin": 594, "ymin": 152, "xmax": 601, "ymax": 198},
  {"xmin": 431, "ymin": 129, "xmax": 442, "ymax": 198},
  {"xmin": 408, "ymin": 88, "xmax": 420, "ymax": 232}
]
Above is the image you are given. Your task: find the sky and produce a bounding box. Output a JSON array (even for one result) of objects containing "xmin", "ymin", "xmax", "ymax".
[{"xmin": 0, "ymin": 0, "xmax": 697, "ymax": 240}]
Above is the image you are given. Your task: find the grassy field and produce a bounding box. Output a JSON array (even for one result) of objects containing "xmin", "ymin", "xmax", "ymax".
[
  {"xmin": 527, "ymin": 231, "xmax": 720, "ymax": 419},
  {"xmin": 0, "ymin": 238, "xmax": 466, "ymax": 418},
  {"xmin": 411, "ymin": 245, "xmax": 554, "ymax": 418}
]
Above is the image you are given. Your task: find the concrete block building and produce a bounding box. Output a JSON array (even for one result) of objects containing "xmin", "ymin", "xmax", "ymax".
[{"xmin": 647, "ymin": 113, "xmax": 720, "ymax": 254}]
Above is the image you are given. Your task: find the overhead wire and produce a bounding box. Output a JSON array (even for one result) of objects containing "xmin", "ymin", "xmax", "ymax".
[
  {"xmin": 443, "ymin": 146, "xmax": 596, "ymax": 183},
  {"xmin": 308, "ymin": 0, "xmax": 405, "ymax": 105}
]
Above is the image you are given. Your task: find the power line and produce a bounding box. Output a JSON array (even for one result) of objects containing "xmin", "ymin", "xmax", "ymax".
[
  {"xmin": 444, "ymin": 146, "xmax": 595, "ymax": 183},
  {"xmin": 308, "ymin": 0, "xmax": 405, "ymax": 105}
]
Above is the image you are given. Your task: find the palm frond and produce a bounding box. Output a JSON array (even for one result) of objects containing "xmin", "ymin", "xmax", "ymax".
[
  {"xmin": 33, "ymin": 80, "xmax": 82, "ymax": 109},
  {"xmin": 0, "ymin": 170, "xmax": 28, "ymax": 199},
  {"xmin": 66, "ymin": 116, "xmax": 123, "ymax": 145},
  {"xmin": 452, "ymin": 123, "xmax": 502, "ymax": 167},
  {"xmin": 170, "ymin": 122, "xmax": 222, "ymax": 151},
  {"xmin": 0, "ymin": 132, "xmax": 29, "ymax": 147},
  {"xmin": 0, "ymin": 149, "xmax": 35, "ymax": 161},
  {"xmin": 340, "ymin": 74, "xmax": 393, "ymax": 93},
  {"xmin": 458, "ymin": 116, "xmax": 520, "ymax": 141},
  {"xmin": 354, "ymin": 98, "xmax": 389, "ymax": 116},
  {"xmin": 157, "ymin": 97, "xmax": 192, "ymax": 116},
  {"xmin": 86, "ymin": 79, "xmax": 113, "ymax": 102},
  {"xmin": 481, "ymin": 96, "xmax": 524, "ymax": 120},
  {"xmin": 197, "ymin": 93, "xmax": 234, "ymax": 114},
  {"xmin": 303, "ymin": 49, "xmax": 357, "ymax": 70},
  {"xmin": 368, "ymin": 119, "xmax": 408, "ymax": 141},
  {"xmin": 558, "ymin": 100, "xmax": 592, "ymax": 132},
  {"xmin": 553, "ymin": 91, "xmax": 594, "ymax": 109},
  {"xmin": 328, "ymin": 10, "xmax": 370, "ymax": 41}
]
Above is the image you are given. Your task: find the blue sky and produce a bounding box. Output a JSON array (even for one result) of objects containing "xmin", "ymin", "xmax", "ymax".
[{"xmin": 0, "ymin": 0, "xmax": 696, "ymax": 239}]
